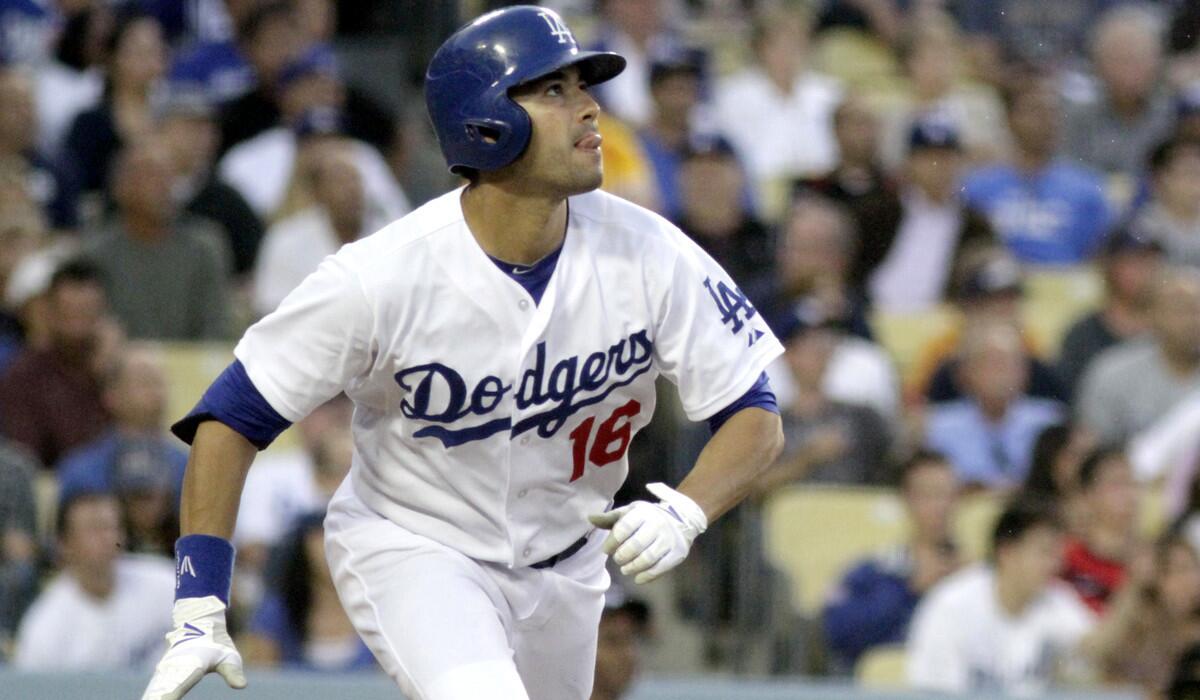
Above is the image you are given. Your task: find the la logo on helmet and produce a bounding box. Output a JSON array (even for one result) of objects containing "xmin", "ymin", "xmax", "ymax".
[{"xmin": 539, "ymin": 11, "xmax": 572, "ymax": 44}]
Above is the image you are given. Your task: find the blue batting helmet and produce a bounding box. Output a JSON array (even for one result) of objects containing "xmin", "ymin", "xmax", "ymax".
[{"xmin": 424, "ymin": 5, "xmax": 626, "ymax": 174}]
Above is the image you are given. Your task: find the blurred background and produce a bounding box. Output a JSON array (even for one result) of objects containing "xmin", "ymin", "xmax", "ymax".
[{"xmin": 4, "ymin": 0, "xmax": 1200, "ymax": 699}]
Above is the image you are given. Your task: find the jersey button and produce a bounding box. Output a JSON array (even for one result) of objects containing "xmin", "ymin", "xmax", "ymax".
[
  {"xmin": 523, "ymin": 547, "xmax": 532, "ymax": 557},
  {"xmin": 518, "ymin": 489, "xmax": 528, "ymax": 498},
  {"xmin": 520, "ymin": 436, "xmax": 530, "ymax": 445},
  {"xmin": 518, "ymin": 299, "xmax": 530, "ymax": 310}
]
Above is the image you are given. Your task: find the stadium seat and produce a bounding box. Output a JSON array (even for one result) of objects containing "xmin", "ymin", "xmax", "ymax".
[
  {"xmin": 33, "ymin": 471, "xmax": 58, "ymax": 538},
  {"xmin": 869, "ymin": 307, "xmax": 960, "ymax": 384},
  {"xmin": 1020, "ymin": 267, "xmax": 1104, "ymax": 354},
  {"xmin": 813, "ymin": 28, "xmax": 901, "ymax": 89},
  {"xmin": 854, "ymin": 644, "xmax": 908, "ymax": 688},
  {"xmin": 761, "ymin": 486, "xmax": 1003, "ymax": 614}
]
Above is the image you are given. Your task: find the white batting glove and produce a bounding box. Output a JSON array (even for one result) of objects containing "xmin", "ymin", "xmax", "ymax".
[
  {"xmin": 588, "ymin": 482, "xmax": 708, "ymax": 584},
  {"xmin": 141, "ymin": 596, "xmax": 246, "ymax": 700}
]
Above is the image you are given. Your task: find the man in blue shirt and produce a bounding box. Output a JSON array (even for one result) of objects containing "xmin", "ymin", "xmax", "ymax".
[{"xmin": 963, "ymin": 76, "xmax": 1111, "ymax": 265}]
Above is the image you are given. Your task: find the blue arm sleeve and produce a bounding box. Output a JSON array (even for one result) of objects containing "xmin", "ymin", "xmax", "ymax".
[
  {"xmin": 171, "ymin": 360, "xmax": 292, "ymax": 450},
  {"xmin": 706, "ymin": 372, "xmax": 778, "ymax": 434},
  {"xmin": 822, "ymin": 562, "xmax": 920, "ymax": 666}
]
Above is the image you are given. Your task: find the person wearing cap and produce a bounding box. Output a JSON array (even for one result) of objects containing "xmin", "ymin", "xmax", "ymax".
[
  {"xmin": 217, "ymin": 44, "xmax": 410, "ymax": 231},
  {"xmin": 868, "ymin": 116, "xmax": 995, "ymax": 314},
  {"xmin": 914, "ymin": 248, "xmax": 1067, "ymax": 406},
  {"xmin": 636, "ymin": 47, "xmax": 708, "ymax": 220},
  {"xmin": 674, "ymin": 135, "xmax": 774, "ymax": 303},
  {"xmin": 156, "ymin": 84, "xmax": 265, "ymax": 278},
  {"xmin": 714, "ymin": 6, "xmax": 842, "ymax": 188},
  {"xmin": 1057, "ymin": 226, "xmax": 1165, "ymax": 400},
  {"xmin": 963, "ymin": 75, "xmax": 1112, "ymax": 266},
  {"xmin": 925, "ymin": 319, "xmax": 1065, "ymax": 488},
  {"xmin": 1131, "ymin": 136, "xmax": 1200, "ymax": 269},
  {"xmin": 1077, "ymin": 267, "xmax": 1200, "ymax": 445},
  {"xmin": 585, "ymin": 0, "xmax": 679, "ymax": 128}
]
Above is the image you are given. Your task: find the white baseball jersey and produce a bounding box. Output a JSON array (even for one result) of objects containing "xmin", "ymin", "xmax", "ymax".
[{"xmin": 235, "ymin": 186, "xmax": 782, "ymax": 568}]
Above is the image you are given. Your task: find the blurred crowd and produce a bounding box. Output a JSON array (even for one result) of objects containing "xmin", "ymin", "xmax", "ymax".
[{"xmin": 4, "ymin": 0, "xmax": 1200, "ymax": 698}]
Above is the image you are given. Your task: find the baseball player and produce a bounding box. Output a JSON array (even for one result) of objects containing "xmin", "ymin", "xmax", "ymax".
[{"xmin": 141, "ymin": 6, "xmax": 784, "ymax": 700}]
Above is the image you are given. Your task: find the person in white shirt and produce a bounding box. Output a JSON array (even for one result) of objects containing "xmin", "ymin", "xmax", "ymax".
[
  {"xmin": 13, "ymin": 492, "xmax": 175, "ymax": 670},
  {"xmin": 714, "ymin": 6, "xmax": 842, "ymax": 188},
  {"xmin": 907, "ymin": 499, "xmax": 1142, "ymax": 695},
  {"xmin": 253, "ymin": 144, "xmax": 367, "ymax": 316}
]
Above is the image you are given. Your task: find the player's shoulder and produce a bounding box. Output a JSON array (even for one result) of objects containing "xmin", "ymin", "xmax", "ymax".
[{"xmin": 569, "ymin": 188, "xmax": 692, "ymax": 255}]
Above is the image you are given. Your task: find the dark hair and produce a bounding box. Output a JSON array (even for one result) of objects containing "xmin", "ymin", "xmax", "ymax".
[
  {"xmin": 898, "ymin": 449, "xmax": 951, "ymax": 489},
  {"xmin": 48, "ymin": 258, "xmax": 104, "ymax": 295},
  {"xmin": 1076, "ymin": 446, "xmax": 1127, "ymax": 492},
  {"xmin": 990, "ymin": 498, "xmax": 1061, "ymax": 559},
  {"xmin": 237, "ymin": 1, "xmax": 295, "ymax": 44},
  {"xmin": 1023, "ymin": 423, "xmax": 1073, "ymax": 498},
  {"xmin": 56, "ymin": 490, "xmax": 118, "ymax": 540},
  {"xmin": 264, "ymin": 512, "xmax": 326, "ymax": 643},
  {"xmin": 1150, "ymin": 136, "xmax": 1200, "ymax": 176}
]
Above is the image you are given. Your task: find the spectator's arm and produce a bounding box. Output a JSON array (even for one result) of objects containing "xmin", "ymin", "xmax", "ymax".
[{"xmin": 823, "ymin": 562, "xmax": 917, "ymax": 664}]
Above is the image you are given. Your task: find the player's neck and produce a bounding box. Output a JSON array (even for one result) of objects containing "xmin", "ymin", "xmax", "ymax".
[{"xmin": 461, "ymin": 183, "xmax": 568, "ymax": 265}]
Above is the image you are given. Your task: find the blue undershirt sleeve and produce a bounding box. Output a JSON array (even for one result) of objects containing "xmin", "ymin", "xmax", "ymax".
[
  {"xmin": 705, "ymin": 372, "xmax": 779, "ymax": 434},
  {"xmin": 171, "ymin": 360, "xmax": 293, "ymax": 450}
]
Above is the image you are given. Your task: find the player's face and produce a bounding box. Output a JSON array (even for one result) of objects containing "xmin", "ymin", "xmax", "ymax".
[{"xmin": 508, "ymin": 65, "xmax": 604, "ymax": 196}]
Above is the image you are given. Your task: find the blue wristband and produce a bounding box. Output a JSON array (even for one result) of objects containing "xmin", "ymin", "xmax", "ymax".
[{"xmin": 175, "ymin": 534, "xmax": 236, "ymax": 606}]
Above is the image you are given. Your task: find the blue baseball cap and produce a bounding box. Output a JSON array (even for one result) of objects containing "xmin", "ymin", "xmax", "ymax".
[
  {"xmin": 279, "ymin": 44, "xmax": 340, "ymax": 88},
  {"xmin": 908, "ymin": 115, "xmax": 962, "ymax": 152}
]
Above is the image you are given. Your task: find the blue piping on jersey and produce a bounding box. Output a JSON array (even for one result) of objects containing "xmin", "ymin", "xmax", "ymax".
[
  {"xmin": 171, "ymin": 360, "xmax": 292, "ymax": 450},
  {"xmin": 707, "ymin": 372, "xmax": 778, "ymax": 433}
]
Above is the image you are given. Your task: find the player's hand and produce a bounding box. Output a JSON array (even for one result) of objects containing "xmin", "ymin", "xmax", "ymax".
[
  {"xmin": 141, "ymin": 596, "xmax": 246, "ymax": 700},
  {"xmin": 588, "ymin": 482, "xmax": 707, "ymax": 584}
]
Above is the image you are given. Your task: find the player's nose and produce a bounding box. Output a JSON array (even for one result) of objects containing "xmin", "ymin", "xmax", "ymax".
[{"xmin": 577, "ymin": 88, "xmax": 601, "ymax": 124}]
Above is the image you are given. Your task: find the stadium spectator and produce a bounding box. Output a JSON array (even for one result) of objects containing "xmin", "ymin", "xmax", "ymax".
[
  {"xmin": 1062, "ymin": 5, "xmax": 1174, "ymax": 184},
  {"xmin": 867, "ymin": 117, "xmax": 994, "ymax": 313},
  {"xmin": 672, "ymin": 135, "xmax": 773, "ymax": 304},
  {"xmin": 1057, "ymin": 226, "xmax": 1163, "ymax": 400},
  {"xmin": 915, "ymin": 249, "xmax": 1065, "ymax": 405},
  {"xmin": 757, "ymin": 305, "xmax": 891, "ymax": 488},
  {"xmin": 241, "ymin": 512, "xmax": 375, "ymax": 670},
  {"xmin": 157, "ymin": 86, "xmax": 265, "ymax": 278},
  {"xmin": 906, "ymin": 500, "xmax": 1097, "ymax": 694},
  {"xmin": 0, "ymin": 66, "xmax": 82, "ymax": 233},
  {"xmin": 1097, "ymin": 533, "xmax": 1200, "ymax": 692},
  {"xmin": 714, "ymin": 6, "xmax": 842, "ymax": 187},
  {"xmin": 636, "ymin": 48, "xmax": 707, "ymax": 221},
  {"xmin": 217, "ymin": 1, "xmax": 306, "ymax": 153},
  {"xmin": 591, "ymin": 586, "xmax": 651, "ymax": 700},
  {"xmin": 925, "ymin": 320, "xmax": 1064, "ymax": 489},
  {"xmin": 765, "ymin": 197, "xmax": 902, "ymax": 424},
  {"xmin": 1076, "ymin": 267, "xmax": 1200, "ymax": 445},
  {"xmin": 1060, "ymin": 448, "xmax": 1141, "ymax": 614},
  {"xmin": 56, "ymin": 344, "xmax": 185, "ymax": 558},
  {"xmin": 253, "ymin": 142, "xmax": 366, "ymax": 316},
  {"xmin": 1129, "ymin": 388, "xmax": 1200, "ymax": 523},
  {"xmin": 1131, "ymin": 137, "xmax": 1200, "ymax": 269},
  {"xmin": 79, "ymin": 138, "xmax": 233, "ymax": 341},
  {"xmin": 770, "ymin": 194, "xmax": 873, "ymax": 341},
  {"xmin": 12, "ymin": 492, "xmax": 174, "ymax": 670},
  {"xmin": 63, "ymin": 12, "xmax": 167, "ymax": 195},
  {"xmin": 823, "ymin": 452, "xmax": 961, "ymax": 670},
  {"xmin": 0, "ymin": 259, "xmax": 116, "ymax": 466},
  {"xmin": 962, "ymin": 75, "xmax": 1111, "ymax": 265},
  {"xmin": 794, "ymin": 93, "xmax": 902, "ymax": 292},
  {"xmin": 878, "ymin": 13, "xmax": 1010, "ymax": 171},
  {"xmin": 587, "ymin": 0, "xmax": 676, "ymax": 127},
  {"xmin": 0, "ymin": 439, "xmax": 39, "ymax": 652}
]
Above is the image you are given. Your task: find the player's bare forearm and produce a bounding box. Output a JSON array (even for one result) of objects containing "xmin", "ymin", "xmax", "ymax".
[
  {"xmin": 179, "ymin": 420, "xmax": 258, "ymax": 540},
  {"xmin": 675, "ymin": 407, "xmax": 784, "ymax": 522}
]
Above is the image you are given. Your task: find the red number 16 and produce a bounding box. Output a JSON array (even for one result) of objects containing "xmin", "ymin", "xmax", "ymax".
[{"xmin": 568, "ymin": 399, "xmax": 642, "ymax": 482}]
